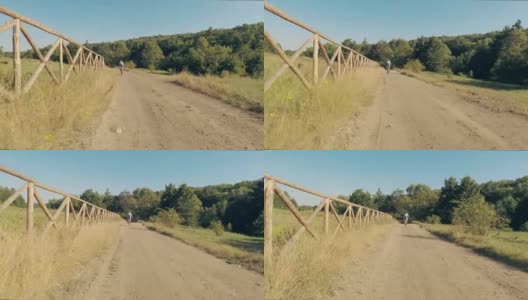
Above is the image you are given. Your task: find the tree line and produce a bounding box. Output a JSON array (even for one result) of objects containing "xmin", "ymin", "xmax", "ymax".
[
  {"xmin": 275, "ymin": 20, "xmax": 527, "ymax": 85},
  {"xmin": 18, "ymin": 23, "xmax": 264, "ymax": 78},
  {"xmin": 44, "ymin": 179, "xmax": 263, "ymax": 237},
  {"xmin": 287, "ymin": 175, "xmax": 528, "ymax": 232}
]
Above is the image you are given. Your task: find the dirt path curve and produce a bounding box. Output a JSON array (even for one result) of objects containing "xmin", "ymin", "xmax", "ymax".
[
  {"xmin": 334, "ymin": 224, "xmax": 528, "ymax": 300},
  {"xmin": 351, "ymin": 71, "xmax": 528, "ymax": 149},
  {"xmin": 89, "ymin": 71, "xmax": 263, "ymax": 150},
  {"xmin": 89, "ymin": 223, "xmax": 263, "ymax": 300}
]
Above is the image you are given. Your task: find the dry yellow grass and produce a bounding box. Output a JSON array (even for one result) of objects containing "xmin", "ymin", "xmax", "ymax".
[
  {"xmin": 265, "ymin": 53, "xmax": 384, "ymax": 149},
  {"xmin": 266, "ymin": 208, "xmax": 394, "ymax": 300},
  {"xmin": 0, "ymin": 206, "xmax": 120, "ymax": 299},
  {"xmin": 400, "ymin": 70, "xmax": 528, "ymax": 117},
  {"xmin": 0, "ymin": 57, "xmax": 119, "ymax": 149},
  {"xmin": 421, "ymin": 223, "xmax": 528, "ymax": 271}
]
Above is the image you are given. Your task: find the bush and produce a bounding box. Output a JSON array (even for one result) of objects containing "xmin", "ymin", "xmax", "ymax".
[
  {"xmin": 125, "ymin": 61, "xmax": 136, "ymax": 70},
  {"xmin": 404, "ymin": 59, "xmax": 425, "ymax": 73},
  {"xmin": 520, "ymin": 222, "xmax": 528, "ymax": 232},
  {"xmin": 210, "ymin": 220, "xmax": 224, "ymax": 236},
  {"xmin": 452, "ymin": 196, "xmax": 497, "ymax": 236},
  {"xmin": 425, "ymin": 214, "xmax": 441, "ymax": 224},
  {"xmin": 150, "ymin": 208, "xmax": 180, "ymax": 228},
  {"xmin": 226, "ymin": 223, "xmax": 232, "ymax": 232}
]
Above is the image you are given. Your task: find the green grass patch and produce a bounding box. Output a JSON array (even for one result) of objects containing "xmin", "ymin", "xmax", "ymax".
[
  {"xmin": 134, "ymin": 68, "xmax": 263, "ymax": 113},
  {"xmin": 420, "ymin": 223, "xmax": 528, "ymax": 271},
  {"xmin": 143, "ymin": 222, "xmax": 263, "ymax": 273},
  {"xmin": 400, "ymin": 70, "xmax": 528, "ymax": 117},
  {"xmin": 265, "ymin": 52, "xmax": 384, "ymax": 149}
]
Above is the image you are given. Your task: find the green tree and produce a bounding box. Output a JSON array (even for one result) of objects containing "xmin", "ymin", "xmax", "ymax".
[
  {"xmin": 139, "ymin": 40, "xmax": 164, "ymax": 69},
  {"xmin": 349, "ymin": 189, "xmax": 375, "ymax": 209},
  {"xmin": 389, "ymin": 39, "xmax": 413, "ymax": 67},
  {"xmin": 491, "ymin": 23, "xmax": 528, "ymax": 84},
  {"xmin": 80, "ymin": 189, "xmax": 103, "ymax": 207},
  {"xmin": 424, "ymin": 38, "xmax": 453, "ymax": 72}
]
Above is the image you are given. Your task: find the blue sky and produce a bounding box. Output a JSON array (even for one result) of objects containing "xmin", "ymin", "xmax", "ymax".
[
  {"xmin": 0, "ymin": 0, "xmax": 263, "ymax": 50},
  {"xmin": 263, "ymin": 151, "xmax": 528, "ymax": 205},
  {"xmin": 266, "ymin": 0, "xmax": 528, "ymax": 50},
  {"xmin": 0, "ymin": 151, "xmax": 264, "ymax": 201}
]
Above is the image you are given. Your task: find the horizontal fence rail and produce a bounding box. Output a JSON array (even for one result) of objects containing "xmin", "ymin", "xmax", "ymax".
[
  {"xmin": 0, "ymin": 6, "xmax": 105, "ymax": 100},
  {"xmin": 264, "ymin": 1, "xmax": 378, "ymax": 92},
  {"xmin": 0, "ymin": 166, "xmax": 120, "ymax": 237},
  {"xmin": 264, "ymin": 174, "xmax": 392, "ymax": 265}
]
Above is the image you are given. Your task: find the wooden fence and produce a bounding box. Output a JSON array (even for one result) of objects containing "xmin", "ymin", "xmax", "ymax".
[
  {"xmin": 264, "ymin": 2, "xmax": 378, "ymax": 92},
  {"xmin": 0, "ymin": 6, "xmax": 105, "ymax": 100},
  {"xmin": 0, "ymin": 166, "xmax": 120, "ymax": 237},
  {"xmin": 264, "ymin": 174, "xmax": 392, "ymax": 265}
]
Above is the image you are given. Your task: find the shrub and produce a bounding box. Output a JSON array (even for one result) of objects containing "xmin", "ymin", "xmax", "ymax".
[
  {"xmin": 425, "ymin": 214, "xmax": 441, "ymax": 224},
  {"xmin": 220, "ymin": 70, "xmax": 230, "ymax": 78},
  {"xmin": 150, "ymin": 208, "xmax": 180, "ymax": 228},
  {"xmin": 520, "ymin": 222, "xmax": 528, "ymax": 232},
  {"xmin": 125, "ymin": 61, "xmax": 136, "ymax": 70},
  {"xmin": 210, "ymin": 220, "xmax": 224, "ymax": 236},
  {"xmin": 226, "ymin": 223, "xmax": 233, "ymax": 232},
  {"xmin": 452, "ymin": 196, "xmax": 497, "ymax": 236},
  {"xmin": 404, "ymin": 59, "xmax": 425, "ymax": 73}
]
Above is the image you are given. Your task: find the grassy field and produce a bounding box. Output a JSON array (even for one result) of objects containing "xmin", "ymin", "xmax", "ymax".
[
  {"xmin": 420, "ymin": 223, "xmax": 528, "ymax": 271},
  {"xmin": 265, "ymin": 52, "xmax": 384, "ymax": 149},
  {"xmin": 134, "ymin": 68, "xmax": 263, "ymax": 113},
  {"xmin": 0, "ymin": 206, "xmax": 120, "ymax": 299},
  {"xmin": 0, "ymin": 57, "xmax": 119, "ymax": 149},
  {"xmin": 400, "ymin": 70, "xmax": 528, "ymax": 117},
  {"xmin": 144, "ymin": 221, "xmax": 263, "ymax": 273},
  {"xmin": 267, "ymin": 208, "xmax": 394, "ymax": 300}
]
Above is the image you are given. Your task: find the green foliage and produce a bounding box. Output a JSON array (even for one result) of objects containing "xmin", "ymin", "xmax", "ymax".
[
  {"xmin": 46, "ymin": 198, "xmax": 63, "ymax": 209},
  {"xmin": 80, "ymin": 189, "xmax": 104, "ymax": 207},
  {"xmin": 389, "ymin": 39, "xmax": 413, "ymax": 67},
  {"xmin": 172, "ymin": 185, "xmax": 203, "ymax": 226},
  {"xmin": 490, "ymin": 26, "xmax": 528, "ymax": 84},
  {"xmin": 452, "ymin": 195, "xmax": 497, "ymax": 236},
  {"xmin": 150, "ymin": 208, "xmax": 181, "ymax": 228},
  {"xmin": 436, "ymin": 176, "xmax": 480, "ymax": 223},
  {"xmin": 425, "ymin": 215, "xmax": 441, "ymax": 224},
  {"xmin": 210, "ymin": 220, "xmax": 225, "ymax": 236},
  {"xmin": 125, "ymin": 61, "xmax": 136, "ymax": 69},
  {"xmin": 0, "ymin": 186, "xmax": 24, "ymax": 208},
  {"xmin": 404, "ymin": 59, "xmax": 425, "ymax": 72},
  {"xmin": 90, "ymin": 23, "xmax": 263, "ymax": 77},
  {"xmin": 349, "ymin": 189, "xmax": 376, "ymax": 209},
  {"xmin": 520, "ymin": 222, "xmax": 528, "ymax": 232},
  {"xmin": 424, "ymin": 38, "xmax": 453, "ymax": 72}
]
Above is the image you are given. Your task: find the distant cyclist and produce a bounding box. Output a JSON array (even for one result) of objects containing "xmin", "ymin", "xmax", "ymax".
[
  {"xmin": 127, "ymin": 211, "xmax": 133, "ymax": 224},
  {"xmin": 386, "ymin": 59, "xmax": 391, "ymax": 75},
  {"xmin": 403, "ymin": 212, "xmax": 409, "ymax": 225},
  {"xmin": 119, "ymin": 60, "xmax": 125, "ymax": 76}
]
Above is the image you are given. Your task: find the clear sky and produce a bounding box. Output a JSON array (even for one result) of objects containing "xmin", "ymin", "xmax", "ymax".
[
  {"xmin": 0, "ymin": 0, "xmax": 263, "ymax": 50},
  {"xmin": 265, "ymin": 0, "xmax": 528, "ymax": 50},
  {"xmin": 0, "ymin": 151, "xmax": 264, "ymax": 201},
  {"xmin": 263, "ymin": 151, "xmax": 528, "ymax": 206}
]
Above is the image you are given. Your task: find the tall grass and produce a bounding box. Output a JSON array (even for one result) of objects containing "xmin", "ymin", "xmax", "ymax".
[
  {"xmin": 0, "ymin": 206, "xmax": 120, "ymax": 299},
  {"xmin": 400, "ymin": 70, "xmax": 528, "ymax": 117},
  {"xmin": 421, "ymin": 223, "xmax": 528, "ymax": 271},
  {"xmin": 265, "ymin": 53, "xmax": 384, "ymax": 149},
  {"xmin": 144, "ymin": 221, "xmax": 264, "ymax": 273},
  {"xmin": 266, "ymin": 208, "xmax": 394, "ymax": 300},
  {"xmin": 0, "ymin": 57, "xmax": 119, "ymax": 149},
  {"xmin": 135, "ymin": 68, "xmax": 264, "ymax": 113}
]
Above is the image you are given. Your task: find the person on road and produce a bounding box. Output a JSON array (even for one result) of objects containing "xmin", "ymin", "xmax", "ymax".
[
  {"xmin": 386, "ymin": 59, "xmax": 391, "ymax": 75},
  {"xmin": 119, "ymin": 60, "xmax": 125, "ymax": 76},
  {"xmin": 404, "ymin": 212, "xmax": 409, "ymax": 225},
  {"xmin": 127, "ymin": 211, "xmax": 133, "ymax": 224}
]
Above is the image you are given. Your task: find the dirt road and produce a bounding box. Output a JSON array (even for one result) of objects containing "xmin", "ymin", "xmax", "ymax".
[
  {"xmin": 335, "ymin": 224, "xmax": 528, "ymax": 300},
  {"xmin": 89, "ymin": 71, "xmax": 263, "ymax": 150},
  {"xmin": 350, "ymin": 71, "xmax": 528, "ymax": 149},
  {"xmin": 89, "ymin": 223, "xmax": 263, "ymax": 300}
]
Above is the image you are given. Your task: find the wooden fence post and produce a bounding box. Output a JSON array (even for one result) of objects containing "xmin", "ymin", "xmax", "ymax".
[
  {"xmin": 13, "ymin": 18, "xmax": 21, "ymax": 97},
  {"xmin": 27, "ymin": 182, "xmax": 34, "ymax": 235},
  {"xmin": 348, "ymin": 205, "xmax": 352, "ymax": 230},
  {"xmin": 65, "ymin": 196, "xmax": 70, "ymax": 227},
  {"xmin": 324, "ymin": 199, "xmax": 329, "ymax": 234},
  {"xmin": 264, "ymin": 179, "xmax": 275, "ymax": 266},
  {"xmin": 59, "ymin": 38, "xmax": 64, "ymax": 83},
  {"xmin": 337, "ymin": 47, "xmax": 341, "ymax": 78},
  {"xmin": 313, "ymin": 34, "xmax": 319, "ymax": 86}
]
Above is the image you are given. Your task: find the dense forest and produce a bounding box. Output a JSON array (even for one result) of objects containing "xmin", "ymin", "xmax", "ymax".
[
  {"xmin": 16, "ymin": 23, "xmax": 264, "ymax": 77},
  {"xmin": 0, "ymin": 179, "xmax": 263, "ymax": 237},
  {"xmin": 267, "ymin": 20, "xmax": 528, "ymax": 85},
  {"xmin": 286, "ymin": 175, "xmax": 528, "ymax": 232}
]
